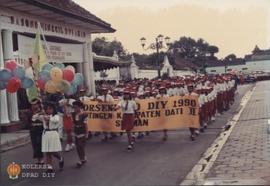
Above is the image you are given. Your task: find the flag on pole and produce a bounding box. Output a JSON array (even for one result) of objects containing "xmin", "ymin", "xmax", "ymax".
[{"xmin": 27, "ymin": 26, "xmax": 47, "ymax": 102}]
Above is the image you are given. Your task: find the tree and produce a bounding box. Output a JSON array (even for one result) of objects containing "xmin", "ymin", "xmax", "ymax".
[
  {"xmin": 92, "ymin": 37, "xmax": 130, "ymax": 60},
  {"xmin": 208, "ymin": 45, "xmax": 219, "ymax": 57},
  {"xmin": 224, "ymin": 54, "xmax": 237, "ymax": 62}
]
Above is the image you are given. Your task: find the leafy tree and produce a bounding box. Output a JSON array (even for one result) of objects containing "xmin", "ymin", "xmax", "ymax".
[
  {"xmin": 92, "ymin": 37, "xmax": 130, "ymax": 60},
  {"xmin": 224, "ymin": 54, "xmax": 237, "ymax": 62}
]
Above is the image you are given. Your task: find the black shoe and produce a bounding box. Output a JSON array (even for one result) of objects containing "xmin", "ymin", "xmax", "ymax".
[
  {"xmin": 76, "ymin": 161, "xmax": 83, "ymax": 168},
  {"xmin": 190, "ymin": 135, "xmax": 195, "ymax": 141},
  {"xmin": 127, "ymin": 145, "xmax": 133, "ymax": 151},
  {"xmin": 59, "ymin": 158, "xmax": 64, "ymax": 170},
  {"xmin": 200, "ymin": 128, "xmax": 205, "ymax": 133},
  {"xmin": 162, "ymin": 135, "xmax": 168, "ymax": 141}
]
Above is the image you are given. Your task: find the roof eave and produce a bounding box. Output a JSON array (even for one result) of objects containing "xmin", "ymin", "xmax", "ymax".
[{"xmin": 18, "ymin": 0, "xmax": 116, "ymax": 33}]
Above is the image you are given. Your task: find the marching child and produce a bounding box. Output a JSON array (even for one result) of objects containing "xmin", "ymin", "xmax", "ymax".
[
  {"xmin": 72, "ymin": 100, "xmax": 88, "ymax": 167},
  {"xmin": 42, "ymin": 102, "xmax": 64, "ymax": 172}
]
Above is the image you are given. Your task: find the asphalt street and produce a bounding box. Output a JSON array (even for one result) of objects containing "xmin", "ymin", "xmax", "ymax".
[{"xmin": 0, "ymin": 84, "xmax": 252, "ymax": 186}]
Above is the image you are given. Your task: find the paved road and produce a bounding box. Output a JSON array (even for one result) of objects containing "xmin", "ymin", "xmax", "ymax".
[{"xmin": 1, "ymin": 84, "xmax": 252, "ymax": 186}]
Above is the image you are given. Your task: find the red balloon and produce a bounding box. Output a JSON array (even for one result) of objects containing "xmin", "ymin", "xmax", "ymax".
[
  {"xmin": 5, "ymin": 60, "xmax": 17, "ymax": 71},
  {"xmin": 37, "ymin": 79, "xmax": 45, "ymax": 90},
  {"xmin": 6, "ymin": 77, "xmax": 21, "ymax": 93},
  {"xmin": 63, "ymin": 69, "xmax": 74, "ymax": 82}
]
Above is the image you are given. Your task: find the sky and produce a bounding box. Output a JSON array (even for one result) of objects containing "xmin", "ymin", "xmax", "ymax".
[{"xmin": 74, "ymin": 0, "xmax": 270, "ymax": 58}]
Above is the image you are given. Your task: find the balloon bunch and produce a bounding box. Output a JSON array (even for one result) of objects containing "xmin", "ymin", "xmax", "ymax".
[
  {"xmin": 0, "ymin": 60, "xmax": 34, "ymax": 93},
  {"xmin": 37, "ymin": 63, "xmax": 84, "ymax": 95}
]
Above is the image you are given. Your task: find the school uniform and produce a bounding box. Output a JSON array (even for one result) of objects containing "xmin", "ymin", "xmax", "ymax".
[
  {"xmin": 30, "ymin": 112, "xmax": 44, "ymax": 159},
  {"xmin": 42, "ymin": 115, "xmax": 62, "ymax": 152},
  {"xmin": 118, "ymin": 100, "xmax": 137, "ymax": 131}
]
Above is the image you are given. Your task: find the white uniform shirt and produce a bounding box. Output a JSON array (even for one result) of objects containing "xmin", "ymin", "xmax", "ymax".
[
  {"xmin": 43, "ymin": 115, "xmax": 60, "ymax": 130},
  {"xmin": 118, "ymin": 100, "xmax": 137, "ymax": 114},
  {"xmin": 97, "ymin": 94, "xmax": 114, "ymax": 102}
]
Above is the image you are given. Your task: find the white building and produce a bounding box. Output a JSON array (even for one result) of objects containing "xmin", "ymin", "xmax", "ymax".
[
  {"xmin": 206, "ymin": 46, "xmax": 270, "ymax": 74},
  {"xmin": 0, "ymin": 0, "xmax": 115, "ymax": 129}
]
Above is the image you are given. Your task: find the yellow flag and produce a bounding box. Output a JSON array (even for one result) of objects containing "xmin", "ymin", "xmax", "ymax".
[{"xmin": 27, "ymin": 28, "xmax": 47, "ymax": 102}]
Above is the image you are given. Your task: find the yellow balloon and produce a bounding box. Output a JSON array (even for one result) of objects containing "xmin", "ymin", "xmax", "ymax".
[
  {"xmin": 45, "ymin": 80, "xmax": 57, "ymax": 94},
  {"xmin": 50, "ymin": 67, "xmax": 63, "ymax": 83}
]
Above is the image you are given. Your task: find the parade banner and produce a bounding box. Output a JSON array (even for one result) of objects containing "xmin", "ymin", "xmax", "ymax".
[{"xmin": 84, "ymin": 95, "xmax": 200, "ymax": 132}]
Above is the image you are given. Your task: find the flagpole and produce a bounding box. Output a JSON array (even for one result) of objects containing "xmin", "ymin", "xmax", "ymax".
[{"xmin": 37, "ymin": 22, "xmax": 52, "ymax": 64}]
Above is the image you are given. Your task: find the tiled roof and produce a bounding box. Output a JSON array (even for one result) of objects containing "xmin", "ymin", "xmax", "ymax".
[{"xmin": 19, "ymin": 0, "xmax": 115, "ymax": 32}]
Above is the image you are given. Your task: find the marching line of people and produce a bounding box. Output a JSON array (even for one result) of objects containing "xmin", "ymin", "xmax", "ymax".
[{"xmin": 28, "ymin": 74, "xmax": 237, "ymax": 172}]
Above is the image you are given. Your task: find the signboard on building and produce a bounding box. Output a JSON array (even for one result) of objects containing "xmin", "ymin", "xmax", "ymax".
[{"xmin": 17, "ymin": 34, "xmax": 83, "ymax": 63}]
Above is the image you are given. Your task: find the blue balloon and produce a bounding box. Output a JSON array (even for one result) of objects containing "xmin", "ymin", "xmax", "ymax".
[
  {"xmin": 66, "ymin": 83, "xmax": 77, "ymax": 95},
  {"xmin": 38, "ymin": 70, "xmax": 51, "ymax": 82},
  {"xmin": 41, "ymin": 63, "xmax": 53, "ymax": 71},
  {"xmin": 73, "ymin": 73, "xmax": 83, "ymax": 86},
  {"xmin": 0, "ymin": 80, "xmax": 7, "ymax": 90},
  {"xmin": 54, "ymin": 63, "xmax": 65, "ymax": 70},
  {"xmin": 0, "ymin": 69, "xmax": 12, "ymax": 81},
  {"xmin": 12, "ymin": 66, "xmax": 25, "ymax": 79},
  {"xmin": 22, "ymin": 77, "xmax": 34, "ymax": 89}
]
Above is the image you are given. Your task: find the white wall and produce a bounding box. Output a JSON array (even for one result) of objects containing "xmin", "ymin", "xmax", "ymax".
[{"xmin": 206, "ymin": 60, "xmax": 270, "ymax": 74}]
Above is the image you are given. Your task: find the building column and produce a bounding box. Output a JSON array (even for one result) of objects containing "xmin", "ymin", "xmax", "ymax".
[
  {"xmin": 2, "ymin": 29, "xmax": 19, "ymax": 122},
  {"xmin": 87, "ymin": 35, "xmax": 96, "ymax": 97},
  {"xmin": 0, "ymin": 29, "xmax": 10, "ymax": 124}
]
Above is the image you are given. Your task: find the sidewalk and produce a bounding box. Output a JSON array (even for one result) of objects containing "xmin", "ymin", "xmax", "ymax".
[
  {"xmin": 0, "ymin": 130, "xmax": 30, "ymax": 152},
  {"xmin": 204, "ymin": 81, "xmax": 270, "ymax": 185}
]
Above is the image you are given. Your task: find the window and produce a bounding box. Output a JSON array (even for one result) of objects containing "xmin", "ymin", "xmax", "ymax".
[
  {"xmin": 11, "ymin": 16, "xmax": 14, "ymax": 24},
  {"xmin": 35, "ymin": 21, "xmax": 38, "ymax": 28},
  {"xmin": 211, "ymin": 70, "xmax": 216, "ymax": 72},
  {"xmin": 21, "ymin": 18, "xmax": 24, "ymax": 26},
  {"xmin": 242, "ymin": 68, "xmax": 248, "ymax": 70},
  {"xmin": 30, "ymin": 20, "xmax": 34, "ymax": 28},
  {"xmin": 52, "ymin": 25, "xmax": 54, "ymax": 32},
  {"xmin": 25, "ymin": 19, "xmax": 29, "ymax": 27},
  {"xmin": 227, "ymin": 69, "xmax": 232, "ymax": 71},
  {"xmin": 47, "ymin": 24, "xmax": 51, "ymax": 31},
  {"xmin": 16, "ymin": 18, "xmax": 19, "ymax": 25},
  {"xmin": 65, "ymin": 28, "xmax": 68, "ymax": 34}
]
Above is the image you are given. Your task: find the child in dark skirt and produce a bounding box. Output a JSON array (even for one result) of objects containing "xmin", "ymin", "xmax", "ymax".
[{"xmin": 72, "ymin": 100, "xmax": 88, "ymax": 167}]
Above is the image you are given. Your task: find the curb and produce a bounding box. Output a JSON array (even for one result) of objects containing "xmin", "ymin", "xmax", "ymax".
[
  {"xmin": 180, "ymin": 85, "xmax": 256, "ymax": 185},
  {"xmin": 0, "ymin": 133, "xmax": 31, "ymax": 153}
]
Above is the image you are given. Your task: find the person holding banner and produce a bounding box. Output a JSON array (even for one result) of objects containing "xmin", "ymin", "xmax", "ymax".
[
  {"xmin": 97, "ymin": 86, "xmax": 116, "ymax": 141},
  {"xmin": 186, "ymin": 84, "xmax": 200, "ymax": 141},
  {"xmin": 157, "ymin": 86, "xmax": 169, "ymax": 141},
  {"xmin": 72, "ymin": 100, "xmax": 88, "ymax": 167},
  {"xmin": 117, "ymin": 90, "xmax": 138, "ymax": 151}
]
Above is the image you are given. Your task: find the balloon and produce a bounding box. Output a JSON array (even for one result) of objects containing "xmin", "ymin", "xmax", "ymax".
[
  {"xmin": 0, "ymin": 80, "xmax": 7, "ymax": 90},
  {"xmin": 73, "ymin": 73, "xmax": 83, "ymax": 86},
  {"xmin": 45, "ymin": 80, "xmax": 57, "ymax": 94},
  {"xmin": 37, "ymin": 79, "xmax": 46, "ymax": 90},
  {"xmin": 5, "ymin": 60, "xmax": 17, "ymax": 71},
  {"xmin": 50, "ymin": 67, "xmax": 63, "ymax": 83},
  {"xmin": 56, "ymin": 80, "xmax": 70, "ymax": 93},
  {"xmin": 38, "ymin": 70, "xmax": 51, "ymax": 82},
  {"xmin": 12, "ymin": 66, "xmax": 25, "ymax": 79},
  {"xmin": 65, "ymin": 65, "xmax": 75, "ymax": 73},
  {"xmin": 6, "ymin": 77, "xmax": 21, "ymax": 93},
  {"xmin": 63, "ymin": 69, "xmax": 74, "ymax": 82},
  {"xmin": 0, "ymin": 69, "xmax": 12, "ymax": 81},
  {"xmin": 22, "ymin": 77, "xmax": 34, "ymax": 89},
  {"xmin": 54, "ymin": 63, "xmax": 65, "ymax": 69},
  {"xmin": 41, "ymin": 63, "xmax": 53, "ymax": 71},
  {"xmin": 66, "ymin": 84, "xmax": 77, "ymax": 95}
]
